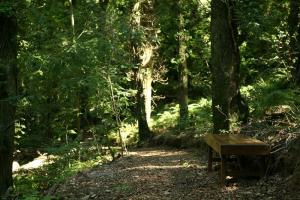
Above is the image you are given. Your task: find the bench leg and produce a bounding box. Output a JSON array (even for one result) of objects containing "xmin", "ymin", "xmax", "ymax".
[
  {"xmin": 261, "ymin": 155, "xmax": 269, "ymax": 177},
  {"xmin": 208, "ymin": 147, "xmax": 213, "ymax": 172},
  {"xmin": 220, "ymin": 154, "xmax": 226, "ymax": 187}
]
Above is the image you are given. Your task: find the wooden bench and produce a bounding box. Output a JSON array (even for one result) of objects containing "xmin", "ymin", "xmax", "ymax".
[{"xmin": 203, "ymin": 134, "xmax": 270, "ymax": 186}]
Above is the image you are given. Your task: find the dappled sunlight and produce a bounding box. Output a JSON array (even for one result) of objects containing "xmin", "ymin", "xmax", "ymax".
[
  {"xmin": 151, "ymin": 98, "xmax": 213, "ymax": 132},
  {"xmin": 51, "ymin": 148, "xmax": 290, "ymax": 199},
  {"xmin": 13, "ymin": 154, "xmax": 57, "ymax": 172},
  {"xmin": 129, "ymin": 149, "xmax": 188, "ymax": 157},
  {"xmin": 151, "ymin": 103, "xmax": 179, "ymax": 129},
  {"xmin": 223, "ymin": 185, "xmax": 238, "ymax": 192},
  {"xmin": 241, "ymin": 76, "xmax": 300, "ymax": 116},
  {"xmin": 124, "ymin": 163, "xmax": 205, "ymax": 172},
  {"xmin": 188, "ymin": 98, "xmax": 211, "ymax": 112}
]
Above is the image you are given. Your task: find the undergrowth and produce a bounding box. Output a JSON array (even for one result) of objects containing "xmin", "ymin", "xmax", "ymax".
[
  {"xmin": 13, "ymin": 140, "xmax": 112, "ymax": 200},
  {"xmin": 151, "ymin": 98, "xmax": 212, "ymax": 135},
  {"xmin": 241, "ymin": 69, "xmax": 300, "ymax": 117}
]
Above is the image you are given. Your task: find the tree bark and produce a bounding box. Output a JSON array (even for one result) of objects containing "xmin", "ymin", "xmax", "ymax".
[
  {"xmin": 228, "ymin": 1, "xmax": 249, "ymax": 124},
  {"xmin": 0, "ymin": 3, "xmax": 17, "ymax": 195},
  {"xmin": 69, "ymin": 0, "xmax": 90, "ymax": 133},
  {"xmin": 211, "ymin": 0, "xmax": 248, "ymax": 134},
  {"xmin": 136, "ymin": 66, "xmax": 152, "ymax": 140},
  {"xmin": 178, "ymin": 2, "xmax": 189, "ymax": 129},
  {"xmin": 131, "ymin": 0, "xmax": 155, "ymax": 141},
  {"xmin": 288, "ymin": 0, "xmax": 300, "ymax": 85},
  {"xmin": 296, "ymin": 25, "xmax": 300, "ymax": 85}
]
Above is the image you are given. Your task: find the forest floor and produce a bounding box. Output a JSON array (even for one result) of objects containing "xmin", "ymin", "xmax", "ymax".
[{"xmin": 50, "ymin": 147, "xmax": 298, "ymax": 200}]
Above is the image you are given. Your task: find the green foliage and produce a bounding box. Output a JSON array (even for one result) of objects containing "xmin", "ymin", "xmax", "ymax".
[
  {"xmin": 16, "ymin": 0, "xmax": 133, "ymax": 150},
  {"xmin": 107, "ymin": 123, "xmax": 139, "ymax": 147},
  {"xmin": 152, "ymin": 98, "xmax": 212, "ymax": 134},
  {"xmin": 237, "ymin": 0, "xmax": 292, "ymax": 85},
  {"xmin": 241, "ymin": 68, "xmax": 300, "ymax": 116},
  {"xmin": 0, "ymin": 1, "xmax": 14, "ymax": 16},
  {"xmin": 154, "ymin": 0, "xmax": 211, "ymax": 100},
  {"xmin": 188, "ymin": 98, "xmax": 212, "ymax": 133},
  {"xmin": 14, "ymin": 141, "xmax": 107, "ymax": 199},
  {"xmin": 13, "ymin": 1, "xmax": 135, "ymax": 196}
]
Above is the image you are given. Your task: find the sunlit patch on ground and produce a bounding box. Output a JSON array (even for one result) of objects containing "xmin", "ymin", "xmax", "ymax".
[
  {"xmin": 129, "ymin": 148, "xmax": 189, "ymax": 157},
  {"xmin": 54, "ymin": 148, "xmax": 286, "ymax": 200},
  {"xmin": 13, "ymin": 154, "xmax": 57, "ymax": 172}
]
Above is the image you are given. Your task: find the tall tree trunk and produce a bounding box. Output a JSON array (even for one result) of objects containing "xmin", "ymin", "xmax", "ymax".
[
  {"xmin": 136, "ymin": 65, "xmax": 152, "ymax": 140},
  {"xmin": 131, "ymin": 1, "xmax": 155, "ymax": 141},
  {"xmin": 296, "ymin": 25, "xmax": 300, "ymax": 85},
  {"xmin": 70, "ymin": 0, "xmax": 81, "ymax": 133},
  {"xmin": 178, "ymin": 2, "xmax": 189, "ymax": 129},
  {"xmin": 69, "ymin": 0, "xmax": 76, "ymax": 43},
  {"xmin": 228, "ymin": 1, "xmax": 249, "ymax": 124},
  {"xmin": 288, "ymin": 0, "xmax": 300, "ymax": 85},
  {"xmin": 69, "ymin": 0, "xmax": 89, "ymax": 133},
  {"xmin": 211, "ymin": 0, "xmax": 248, "ymax": 134},
  {"xmin": 0, "ymin": 3, "xmax": 17, "ymax": 195},
  {"xmin": 295, "ymin": 24, "xmax": 300, "ymax": 86}
]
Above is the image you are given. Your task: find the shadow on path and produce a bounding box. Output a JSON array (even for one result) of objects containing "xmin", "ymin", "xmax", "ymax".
[{"xmin": 56, "ymin": 147, "xmax": 285, "ymax": 200}]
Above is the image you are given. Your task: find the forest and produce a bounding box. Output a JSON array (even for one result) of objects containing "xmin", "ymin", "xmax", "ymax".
[{"xmin": 0, "ymin": 0, "xmax": 300, "ymax": 199}]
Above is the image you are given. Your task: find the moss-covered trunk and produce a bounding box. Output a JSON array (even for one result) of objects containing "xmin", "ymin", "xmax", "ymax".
[
  {"xmin": 136, "ymin": 67, "xmax": 152, "ymax": 140},
  {"xmin": 131, "ymin": 0, "xmax": 156, "ymax": 141},
  {"xmin": 178, "ymin": 5, "xmax": 189, "ymax": 129}
]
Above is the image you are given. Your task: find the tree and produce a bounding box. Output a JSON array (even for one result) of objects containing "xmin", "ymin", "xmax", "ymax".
[
  {"xmin": 68, "ymin": 0, "xmax": 90, "ymax": 133},
  {"xmin": 154, "ymin": 0, "xmax": 210, "ymax": 129},
  {"xmin": 16, "ymin": 0, "xmax": 133, "ymax": 149},
  {"xmin": 210, "ymin": 0, "xmax": 248, "ymax": 134},
  {"xmin": 0, "ymin": 1, "xmax": 17, "ymax": 195},
  {"xmin": 131, "ymin": 0, "xmax": 157, "ymax": 141},
  {"xmin": 178, "ymin": 0, "xmax": 189, "ymax": 129},
  {"xmin": 288, "ymin": 0, "xmax": 300, "ymax": 85}
]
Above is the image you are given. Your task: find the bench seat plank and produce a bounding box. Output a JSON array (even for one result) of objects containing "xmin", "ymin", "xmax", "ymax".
[{"xmin": 204, "ymin": 134, "xmax": 270, "ymax": 155}]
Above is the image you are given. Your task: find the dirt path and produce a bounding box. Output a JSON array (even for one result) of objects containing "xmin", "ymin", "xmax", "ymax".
[{"xmin": 54, "ymin": 148, "xmax": 289, "ymax": 200}]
